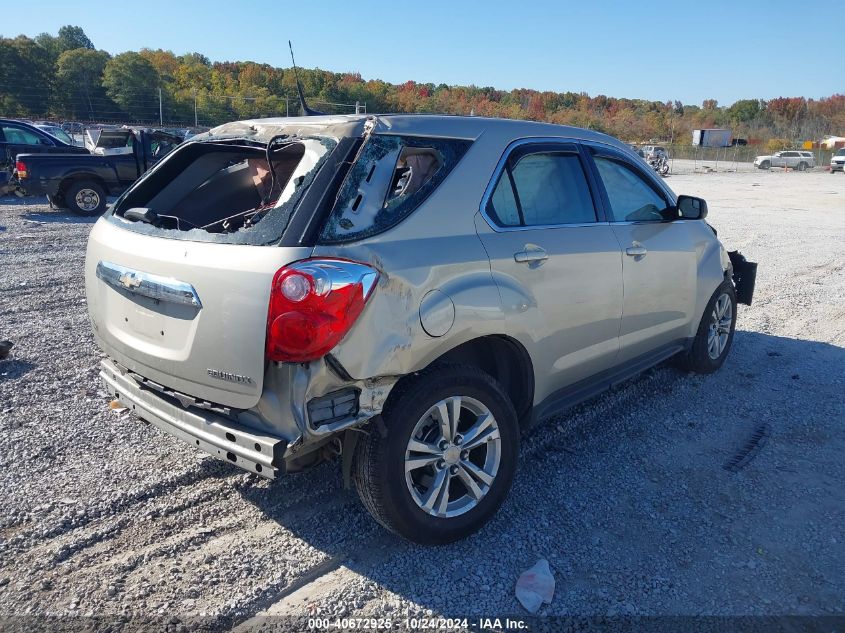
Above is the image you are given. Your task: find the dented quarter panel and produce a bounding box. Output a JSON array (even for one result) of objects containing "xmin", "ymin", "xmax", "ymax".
[{"xmin": 311, "ymin": 130, "xmax": 517, "ymax": 381}]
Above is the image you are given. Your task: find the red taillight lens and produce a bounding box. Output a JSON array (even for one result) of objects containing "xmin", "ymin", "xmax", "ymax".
[
  {"xmin": 15, "ymin": 161, "xmax": 27, "ymax": 179},
  {"xmin": 266, "ymin": 258, "xmax": 379, "ymax": 363}
]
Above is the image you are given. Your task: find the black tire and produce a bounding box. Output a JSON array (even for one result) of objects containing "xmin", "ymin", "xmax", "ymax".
[
  {"xmin": 679, "ymin": 281, "xmax": 737, "ymax": 374},
  {"xmin": 798, "ymin": 162, "xmax": 807, "ymax": 172},
  {"xmin": 760, "ymin": 161, "xmax": 770, "ymax": 170},
  {"xmin": 353, "ymin": 364, "xmax": 519, "ymax": 544},
  {"xmin": 65, "ymin": 180, "xmax": 106, "ymax": 216}
]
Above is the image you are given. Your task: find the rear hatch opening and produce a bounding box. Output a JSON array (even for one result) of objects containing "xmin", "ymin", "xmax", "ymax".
[{"xmin": 110, "ymin": 136, "xmax": 336, "ymax": 245}]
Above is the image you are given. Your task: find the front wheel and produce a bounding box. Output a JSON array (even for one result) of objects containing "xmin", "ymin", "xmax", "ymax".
[
  {"xmin": 759, "ymin": 161, "xmax": 770, "ymax": 170},
  {"xmin": 660, "ymin": 161, "xmax": 670, "ymax": 175},
  {"xmin": 679, "ymin": 282, "xmax": 737, "ymax": 374},
  {"xmin": 65, "ymin": 180, "xmax": 107, "ymax": 216},
  {"xmin": 353, "ymin": 364, "xmax": 519, "ymax": 544}
]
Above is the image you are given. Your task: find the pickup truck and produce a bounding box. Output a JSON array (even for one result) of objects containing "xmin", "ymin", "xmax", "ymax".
[
  {"xmin": 14, "ymin": 128, "xmax": 182, "ymax": 215},
  {"xmin": 1, "ymin": 118, "xmax": 88, "ymax": 196}
]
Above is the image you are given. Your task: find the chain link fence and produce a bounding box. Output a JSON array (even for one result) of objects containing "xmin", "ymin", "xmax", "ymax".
[{"xmin": 658, "ymin": 144, "xmax": 839, "ymax": 175}]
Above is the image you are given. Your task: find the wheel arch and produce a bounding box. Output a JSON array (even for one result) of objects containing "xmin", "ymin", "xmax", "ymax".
[
  {"xmin": 390, "ymin": 334, "xmax": 535, "ymax": 425},
  {"xmin": 60, "ymin": 173, "xmax": 108, "ymax": 200}
]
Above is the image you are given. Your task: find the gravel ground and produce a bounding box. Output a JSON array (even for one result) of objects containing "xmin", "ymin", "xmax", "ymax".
[{"xmin": 1, "ymin": 168, "xmax": 844, "ymax": 629}]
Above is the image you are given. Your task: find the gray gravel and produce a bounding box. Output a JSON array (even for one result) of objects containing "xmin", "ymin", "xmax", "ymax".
[{"xmin": 1, "ymin": 169, "xmax": 843, "ymax": 627}]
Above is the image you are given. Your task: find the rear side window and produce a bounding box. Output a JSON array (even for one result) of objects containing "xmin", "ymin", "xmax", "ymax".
[
  {"xmin": 2, "ymin": 125, "xmax": 44, "ymax": 145},
  {"xmin": 320, "ymin": 134, "xmax": 470, "ymax": 243},
  {"xmin": 487, "ymin": 150, "xmax": 597, "ymax": 227}
]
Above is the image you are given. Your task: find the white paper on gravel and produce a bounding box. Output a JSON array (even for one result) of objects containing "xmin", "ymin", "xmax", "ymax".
[{"xmin": 515, "ymin": 558, "xmax": 555, "ymax": 613}]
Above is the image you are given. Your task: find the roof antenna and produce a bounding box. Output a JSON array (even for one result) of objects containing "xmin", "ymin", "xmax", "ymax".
[{"xmin": 288, "ymin": 41, "xmax": 324, "ymax": 116}]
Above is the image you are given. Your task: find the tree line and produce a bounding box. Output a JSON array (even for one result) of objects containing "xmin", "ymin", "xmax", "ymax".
[{"xmin": 1, "ymin": 25, "xmax": 843, "ymax": 146}]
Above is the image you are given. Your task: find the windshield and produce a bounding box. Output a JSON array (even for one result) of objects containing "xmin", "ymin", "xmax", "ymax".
[
  {"xmin": 38, "ymin": 126, "xmax": 73, "ymax": 144},
  {"xmin": 837, "ymin": 149, "xmax": 845, "ymax": 156}
]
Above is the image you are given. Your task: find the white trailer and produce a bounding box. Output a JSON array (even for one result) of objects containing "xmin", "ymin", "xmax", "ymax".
[{"xmin": 693, "ymin": 128, "xmax": 732, "ymax": 147}]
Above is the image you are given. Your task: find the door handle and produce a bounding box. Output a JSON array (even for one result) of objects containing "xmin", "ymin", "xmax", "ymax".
[
  {"xmin": 626, "ymin": 245, "xmax": 647, "ymax": 257},
  {"xmin": 514, "ymin": 248, "xmax": 549, "ymax": 263}
]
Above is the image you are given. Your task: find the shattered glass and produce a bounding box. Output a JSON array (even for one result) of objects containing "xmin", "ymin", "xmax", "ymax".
[
  {"xmin": 320, "ymin": 134, "xmax": 471, "ymax": 243},
  {"xmin": 106, "ymin": 136, "xmax": 336, "ymax": 246}
]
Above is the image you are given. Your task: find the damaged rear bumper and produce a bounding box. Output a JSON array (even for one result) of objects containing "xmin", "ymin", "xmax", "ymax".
[{"xmin": 100, "ymin": 359, "xmax": 286, "ymax": 478}]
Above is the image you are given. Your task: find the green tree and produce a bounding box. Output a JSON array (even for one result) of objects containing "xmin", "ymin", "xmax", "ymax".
[
  {"xmin": 727, "ymin": 99, "xmax": 762, "ymax": 123},
  {"xmin": 0, "ymin": 35, "xmax": 54, "ymax": 115},
  {"xmin": 57, "ymin": 25, "xmax": 94, "ymax": 51},
  {"xmin": 56, "ymin": 48, "xmax": 111, "ymax": 119},
  {"xmin": 103, "ymin": 52, "xmax": 161, "ymax": 120}
]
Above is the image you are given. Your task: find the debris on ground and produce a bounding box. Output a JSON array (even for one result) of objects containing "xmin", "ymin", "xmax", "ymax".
[
  {"xmin": 515, "ymin": 559, "xmax": 555, "ymax": 613},
  {"xmin": 0, "ymin": 340, "xmax": 13, "ymax": 360}
]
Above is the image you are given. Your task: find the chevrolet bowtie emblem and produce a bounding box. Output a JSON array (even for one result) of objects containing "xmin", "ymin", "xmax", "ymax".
[{"xmin": 118, "ymin": 272, "xmax": 141, "ymax": 289}]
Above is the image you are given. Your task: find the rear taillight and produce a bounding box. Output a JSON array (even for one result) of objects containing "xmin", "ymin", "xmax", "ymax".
[
  {"xmin": 266, "ymin": 258, "xmax": 379, "ymax": 363},
  {"xmin": 15, "ymin": 161, "xmax": 27, "ymax": 179}
]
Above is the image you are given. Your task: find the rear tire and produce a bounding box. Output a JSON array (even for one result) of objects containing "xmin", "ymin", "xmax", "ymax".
[
  {"xmin": 353, "ymin": 364, "xmax": 519, "ymax": 544},
  {"xmin": 798, "ymin": 162, "xmax": 807, "ymax": 172},
  {"xmin": 65, "ymin": 180, "xmax": 106, "ymax": 216},
  {"xmin": 679, "ymin": 282, "xmax": 737, "ymax": 374}
]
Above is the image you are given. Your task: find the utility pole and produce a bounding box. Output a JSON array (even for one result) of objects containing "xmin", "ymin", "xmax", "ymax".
[
  {"xmin": 159, "ymin": 87, "xmax": 163, "ymax": 126},
  {"xmin": 194, "ymin": 90, "xmax": 198, "ymax": 127}
]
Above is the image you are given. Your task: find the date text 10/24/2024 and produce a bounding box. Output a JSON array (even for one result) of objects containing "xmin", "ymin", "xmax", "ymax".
[{"xmin": 307, "ymin": 617, "xmax": 529, "ymax": 631}]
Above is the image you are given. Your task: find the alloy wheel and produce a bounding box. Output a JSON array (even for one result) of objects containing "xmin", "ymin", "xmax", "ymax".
[
  {"xmin": 707, "ymin": 293, "xmax": 733, "ymax": 360},
  {"xmin": 404, "ymin": 395, "xmax": 501, "ymax": 518}
]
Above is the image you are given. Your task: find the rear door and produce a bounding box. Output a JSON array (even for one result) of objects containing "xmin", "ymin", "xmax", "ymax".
[
  {"xmin": 475, "ymin": 140, "xmax": 623, "ymax": 400},
  {"xmin": 585, "ymin": 144, "xmax": 697, "ymax": 363}
]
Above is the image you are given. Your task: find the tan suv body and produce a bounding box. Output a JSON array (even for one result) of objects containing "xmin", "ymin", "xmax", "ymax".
[{"xmin": 85, "ymin": 115, "xmax": 756, "ymax": 542}]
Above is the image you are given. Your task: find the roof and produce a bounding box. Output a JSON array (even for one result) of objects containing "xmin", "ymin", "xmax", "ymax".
[{"xmin": 204, "ymin": 114, "xmax": 630, "ymax": 153}]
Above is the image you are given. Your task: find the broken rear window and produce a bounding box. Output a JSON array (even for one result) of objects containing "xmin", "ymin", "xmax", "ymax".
[
  {"xmin": 319, "ymin": 134, "xmax": 471, "ymax": 243},
  {"xmin": 108, "ymin": 136, "xmax": 336, "ymax": 245}
]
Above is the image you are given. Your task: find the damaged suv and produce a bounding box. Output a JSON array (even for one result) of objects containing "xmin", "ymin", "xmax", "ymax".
[{"xmin": 85, "ymin": 115, "xmax": 756, "ymax": 543}]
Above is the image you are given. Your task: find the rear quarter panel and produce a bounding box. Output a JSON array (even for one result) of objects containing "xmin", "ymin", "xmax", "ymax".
[{"xmin": 312, "ymin": 132, "xmax": 513, "ymax": 380}]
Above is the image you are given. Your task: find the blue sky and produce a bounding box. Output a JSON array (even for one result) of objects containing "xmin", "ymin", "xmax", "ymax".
[{"xmin": 5, "ymin": 0, "xmax": 840, "ymax": 105}]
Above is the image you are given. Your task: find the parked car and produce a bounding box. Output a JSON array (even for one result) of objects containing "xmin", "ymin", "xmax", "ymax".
[
  {"xmin": 14, "ymin": 128, "xmax": 182, "ymax": 214},
  {"xmin": 33, "ymin": 123, "xmax": 81, "ymax": 147},
  {"xmin": 830, "ymin": 148, "xmax": 845, "ymax": 173},
  {"xmin": 641, "ymin": 144, "xmax": 668, "ymax": 162},
  {"xmin": 0, "ymin": 118, "xmax": 88, "ymax": 195},
  {"xmin": 84, "ymin": 114, "xmax": 756, "ymax": 544},
  {"xmin": 753, "ymin": 150, "xmax": 815, "ymax": 170}
]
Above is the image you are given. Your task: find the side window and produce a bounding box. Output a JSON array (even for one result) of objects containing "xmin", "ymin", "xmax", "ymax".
[
  {"xmin": 593, "ymin": 156, "xmax": 669, "ymax": 222},
  {"xmin": 2, "ymin": 125, "xmax": 45, "ymax": 145},
  {"xmin": 321, "ymin": 134, "xmax": 471, "ymax": 243},
  {"xmin": 487, "ymin": 150, "xmax": 597, "ymax": 227}
]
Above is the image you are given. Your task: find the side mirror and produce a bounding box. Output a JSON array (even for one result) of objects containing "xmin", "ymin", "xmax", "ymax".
[{"xmin": 677, "ymin": 195, "xmax": 708, "ymax": 219}]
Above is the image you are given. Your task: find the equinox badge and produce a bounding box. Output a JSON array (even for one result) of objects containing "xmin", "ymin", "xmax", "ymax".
[{"xmin": 207, "ymin": 368, "xmax": 254, "ymax": 385}]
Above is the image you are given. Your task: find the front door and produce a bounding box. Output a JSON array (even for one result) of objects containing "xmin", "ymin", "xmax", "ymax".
[{"xmin": 585, "ymin": 146, "xmax": 698, "ymax": 363}]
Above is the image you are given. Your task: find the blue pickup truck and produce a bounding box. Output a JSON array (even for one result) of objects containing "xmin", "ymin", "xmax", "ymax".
[
  {"xmin": 1, "ymin": 118, "xmax": 89, "ymax": 196},
  {"xmin": 13, "ymin": 127, "xmax": 181, "ymax": 215}
]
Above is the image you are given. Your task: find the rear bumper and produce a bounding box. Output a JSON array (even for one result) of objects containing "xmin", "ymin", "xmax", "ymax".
[{"xmin": 99, "ymin": 359, "xmax": 286, "ymax": 479}]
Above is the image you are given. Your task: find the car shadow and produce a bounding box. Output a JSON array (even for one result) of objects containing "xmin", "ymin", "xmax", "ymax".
[
  {"xmin": 232, "ymin": 329, "xmax": 845, "ymax": 618},
  {"xmin": 20, "ymin": 211, "xmax": 100, "ymax": 224},
  {"xmin": 0, "ymin": 359, "xmax": 37, "ymax": 381}
]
